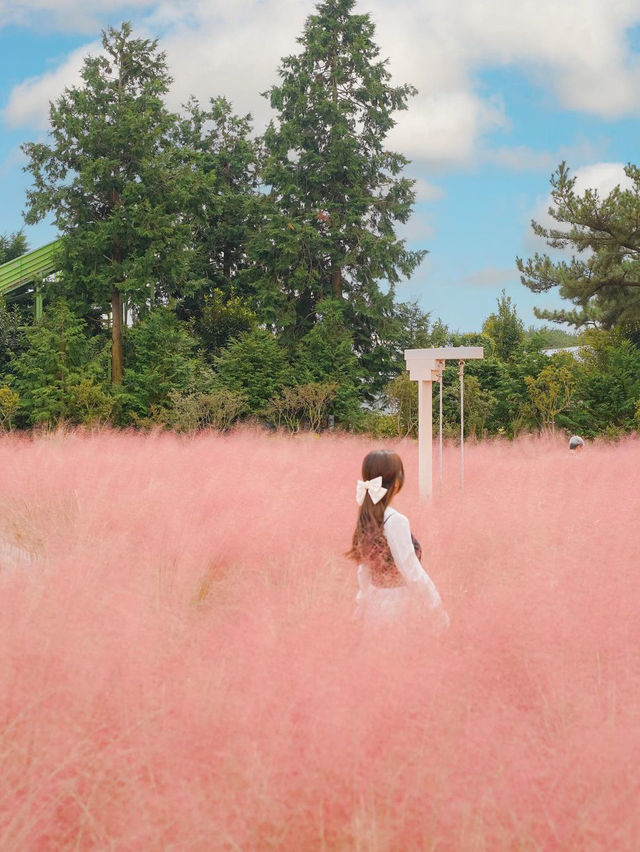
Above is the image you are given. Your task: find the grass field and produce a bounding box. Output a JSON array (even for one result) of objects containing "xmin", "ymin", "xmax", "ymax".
[{"xmin": 1, "ymin": 428, "xmax": 639, "ymax": 851}]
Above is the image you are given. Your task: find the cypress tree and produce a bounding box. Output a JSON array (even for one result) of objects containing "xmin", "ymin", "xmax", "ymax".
[{"xmin": 254, "ymin": 0, "xmax": 425, "ymax": 348}]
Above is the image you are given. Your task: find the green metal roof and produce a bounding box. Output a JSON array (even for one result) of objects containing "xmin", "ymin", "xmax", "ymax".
[{"xmin": 0, "ymin": 239, "xmax": 61, "ymax": 298}]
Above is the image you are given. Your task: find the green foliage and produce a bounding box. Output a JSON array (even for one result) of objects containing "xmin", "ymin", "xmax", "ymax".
[
  {"xmin": 294, "ymin": 298, "xmax": 361, "ymax": 423},
  {"xmin": 9, "ymin": 300, "xmax": 108, "ymax": 426},
  {"xmin": 385, "ymin": 372, "xmax": 418, "ymax": 437},
  {"xmin": 254, "ymin": 0, "xmax": 425, "ymax": 372},
  {"xmin": 461, "ymin": 375, "xmax": 497, "ymax": 438},
  {"xmin": 162, "ymin": 388, "xmax": 247, "ymax": 432},
  {"xmin": 65, "ymin": 379, "xmax": 114, "ymax": 426},
  {"xmin": 0, "ymin": 387, "xmax": 20, "ymax": 430},
  {"xmin": 0, "ymin": 301, "xmax": 27, "ymax": 376},
  {"xmin": 0, "ymin": 231, "xmax": 27, "ymax": 265},
  {"xmin": 352, "ymin": 299, "xmax": 448, "ymax": 398},
  {"xmin": 267, "ymin": 382, "xmax": 337, "ymax": 431},
  {"xmin": 517, "ymin": 161, "xmax": 640, "ymax": 329},
  {"xmin": 436, "ymin": 371, "xmax": 498, "ymax": 440},
  {"xmin": 358, "ymin": 410, "xmax": 398, "ymax": 438},
  {"xmin": 524, "ymin": 355, "xmax": 575, "ymax": 434},
  {"xmin": 525, "ymin": 324, "xmax": 581, "ymax": 350},
  {"xmin": 562, "ymin": 330, "xmax": 640, "ymax": 436},
  {"xmin": 214, "ymin": 328, "xmax": 290, "ymax": 414},
  {"xmin": 176, "ymin": 97, "xmax": 261, "ymax": 298},
  {"xmin": 482, "ymin": 290, "xmax": 524, "ymax": 361},
  {"xmin": 193, "ymin": 289, "xmax": 257, "ymax": 360},
  {"xmin": 22, "ymin": 22, "xmax": 195, "ymax": 382},
  {"xmin": 174, "ymin": 96, "xmax": 263, "ymax": 349},
  {"xmin": 120, "ymin": 307, "xmax": 213, "ymax": 421}
]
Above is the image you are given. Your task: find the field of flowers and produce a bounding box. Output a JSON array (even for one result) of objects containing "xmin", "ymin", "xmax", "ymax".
[{"xmin": 1, "ymin": 428, "xmax": 639, "ymax": 850}]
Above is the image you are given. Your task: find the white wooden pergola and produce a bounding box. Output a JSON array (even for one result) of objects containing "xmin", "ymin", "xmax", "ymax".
[{"xmin": 405, "ymin": 347, "xmax": 484, "ymax": 499}]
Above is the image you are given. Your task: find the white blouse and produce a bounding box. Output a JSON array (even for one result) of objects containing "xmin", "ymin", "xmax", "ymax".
[{"xmin": 355, "ymin": 506, "xmax": 449, "ymax": 629}]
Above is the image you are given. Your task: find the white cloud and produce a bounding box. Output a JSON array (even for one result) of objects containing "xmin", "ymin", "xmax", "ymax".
[
  {"xmin": 158, "ymin": 0, "xmax": 310, "ymax": 128},
  {"xmin": 0, "ymin": 144, "xmax": 27, "ymax": 177},
  {"xmin": 570, "ymin": 161, "xmax": 636, "ymax": 196},
  {"xmin": 413, "ymin": 178, "xmax": 444, "ymax": 203},
  {"xmin": 449, "ymin": 0, "xmax": 640, "ymax": 117},
  {"xmin": 386, "ymin": 90, "xmax": 508, "ymax": 165},
  {"xmin": 0, "ymin": 1, "xmax": 154, "ymax": 32},
  {"xmin": 482, "ymin": 138, "xmax": 604, "ymax": 173},
  {"xmin": 4, "ymin": 42, "xmax": 99, "ymax": 129},
  {"xmin": 4, "ymin": 0, "xmax": 640, "ymax": 167},
  {"xmin": 459, "ymin": 265, "xmax": 518, "ymax": 289}
]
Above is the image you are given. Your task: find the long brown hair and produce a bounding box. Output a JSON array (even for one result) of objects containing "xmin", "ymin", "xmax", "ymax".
[{"xmin": 347, "ymin": 450, "xmax": 405, "ymax": 563}]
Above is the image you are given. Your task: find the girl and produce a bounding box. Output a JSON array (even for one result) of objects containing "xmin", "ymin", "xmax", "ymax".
[{"xmin": 348, "ymin": 449, "xmax": 449, "ymax": 630}]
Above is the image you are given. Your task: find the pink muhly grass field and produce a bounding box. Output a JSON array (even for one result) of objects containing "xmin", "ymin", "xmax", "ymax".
[{"xmin": 1, "ymin": 428, "xmax": 640, "ymax": 851}]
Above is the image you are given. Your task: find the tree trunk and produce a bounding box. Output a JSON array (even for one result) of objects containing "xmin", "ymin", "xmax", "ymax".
[
  {"xmin": 329, "ymin": 46, "xmax": 342, "ymax": 302},
  {"xmin": 331, "ymin": 266, "xmax": 342, "ymax": 299},
  {"xmin": 111, "ymin": 285, "xmax": 123, "ymax": 384},
  {"xmin": 223, "ymin": 243, "xmax": 231, "ymax": 284}
]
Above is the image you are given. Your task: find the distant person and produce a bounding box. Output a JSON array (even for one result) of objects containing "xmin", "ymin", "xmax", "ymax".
[
  {"xmin": 347, "ymin": 449, "xmax": 449, "ymax": 631},
  {"xmin": 569, "ymin": 435, "xmax": 585, "ymax": 452}
]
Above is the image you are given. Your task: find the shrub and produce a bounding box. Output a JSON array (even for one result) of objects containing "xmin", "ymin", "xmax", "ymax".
[
  {"xmin": 267, "ymin": 382, "xmax": 337, "ymax": 432},
  {"xmin": 0, "ymin": 386, "xmax": 20, "ymax": 430},
  {"xmin": 66, "ymin": 379, "xmax": 114, "ymax": 427},
  {"xmin": 164, "ymin": 389, "xmax": 247, "ymax": 432},
  {"xmin": 214, "ymin": 328, "xmax": 289, "ymax": 414}
]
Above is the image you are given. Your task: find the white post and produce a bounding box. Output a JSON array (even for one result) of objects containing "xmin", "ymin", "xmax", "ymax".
[
  {"xmin": 459, "ymin": 359, "xmax": 465, "ymax": 489},
  {"xmin": 418, "ymin": 379, "xmax": 433, "ymax": 500},
  {"xmin": 437, "ymin": 359, "xmax": 444, "ymax": 487},
  {"xmin": 404, "ymin": 347, "xmax": 483, "ymax": 501}
]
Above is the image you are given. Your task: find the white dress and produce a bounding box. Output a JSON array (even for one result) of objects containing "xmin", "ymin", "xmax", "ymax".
[{"xmin": 355, "ymin": 506, "xmax": 449, "ymax": 630}]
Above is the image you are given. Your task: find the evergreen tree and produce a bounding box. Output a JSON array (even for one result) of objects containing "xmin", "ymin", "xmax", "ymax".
[
  {"xmin": 175, "ymin": 97, "xmax": 262, "ymax": 350},
  {"xmin": 177, "ymin": 97, "xmax": 261, "ymax": 298},
  {"xmin": 254, "ymin": 0, "xmax": 425, "ymax": 350},
  {"xmin": 22, "ymin": 22, "xmax": 194, "ymax": 384},
  {"xmin": 214, "ymin": 328, "xmax": 290, "ymax": 413},
  {"xmin": 482, "ymin": 290, "xmax": 525, "ymax": 361},
  {"xmin": 524, "ymin": 354, "xmax": 575, "ymax": 434},
  {"xmin": 0, "ymin": 301, "xmax": 26, "ymax": 376},
  {"xmin": 193, "ymin": 289, "xmax": 257, "ymax": 361},
  {"xmin": 0, "ymin": 233, "xmax": 29, "ymax": 371},
  {"xmin": 563, "ymin": 329, "xmax": 640, "ymax": 436},
  {"xmin": 517, "ymin": 162, "xmax": 640, "ymax": 330},
  {"xmin": 121, "ymin": 307, "xmax": 214, "ymax": 421},
  {"xmin": 10, "ymin": 300, "xmax": 109, "ymax": 426},
  {"xmin": 294, "ymin": 298, "xmax": 361, "ymax": 422},
  {"xmin": 0, "ymin": 231, "xmax": 27, "ymax": 265}
]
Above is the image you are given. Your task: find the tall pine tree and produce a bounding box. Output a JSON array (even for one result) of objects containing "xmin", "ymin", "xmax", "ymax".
[
  {"xmin": 254, "ymin": 0, "xmax": 425, "ymax": 351},
  {"xmin": 517, "ymin": 162, "xmax": 640, "ymax": 331}
]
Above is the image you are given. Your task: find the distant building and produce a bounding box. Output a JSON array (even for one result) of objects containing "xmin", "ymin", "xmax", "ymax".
[{"xmin": 541, "ymin": 346, "xmax": 582, "ymax": 360}]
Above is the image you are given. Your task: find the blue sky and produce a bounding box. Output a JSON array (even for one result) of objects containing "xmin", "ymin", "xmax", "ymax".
[{"xmin": 2, "ymin": 0, "xmax": 640, "ymax": 332}]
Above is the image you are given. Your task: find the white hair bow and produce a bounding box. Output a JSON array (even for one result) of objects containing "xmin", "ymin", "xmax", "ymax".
[{"xmin": 356, "ymin": 476, "xmax": 388, "ymax": 506}]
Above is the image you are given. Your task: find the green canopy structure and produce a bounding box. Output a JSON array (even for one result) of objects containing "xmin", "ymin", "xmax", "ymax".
[{"xmin": 0, "ymin": 240, "xmax": 61, "ymax": 319}]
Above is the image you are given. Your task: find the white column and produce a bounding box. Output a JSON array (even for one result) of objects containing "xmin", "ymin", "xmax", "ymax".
[
  {"xmin": 459, "ymin": 359, "xmax": 465, "ymax": 489},
  {"xmin": 418, "ymin": 379, "xmax": 433, "ymax": 500},
  {"xmin": 405, "ymin": 348, "xmax": 483, "ymax": 501},
  {"xmin": 437, "ymin": 359, "xmax": 444, "ymax": 487}
]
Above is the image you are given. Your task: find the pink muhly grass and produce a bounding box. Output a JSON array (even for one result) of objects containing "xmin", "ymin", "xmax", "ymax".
[{"xmin": 0, "ymin": 428, "xmax": 639, "ymax": 850}]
